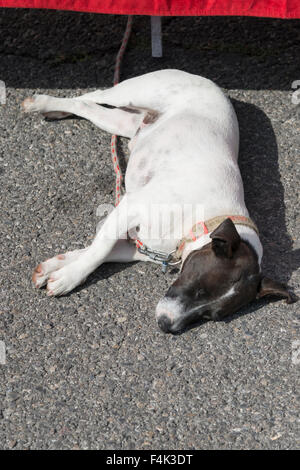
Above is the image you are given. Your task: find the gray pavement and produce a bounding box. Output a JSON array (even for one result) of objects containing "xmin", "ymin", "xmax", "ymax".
[{"xmin": 0, "ymin": 9, "xmax": 299, "ymax": 450}]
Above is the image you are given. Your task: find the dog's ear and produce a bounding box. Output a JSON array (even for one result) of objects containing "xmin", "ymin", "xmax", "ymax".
[
  {"xmin": 256, "ymin": 277, "xmax": 297, "ymax": 304},
  {"xmin": 210, "ymin": 218, "xmax": 241, "ymax": 258}
]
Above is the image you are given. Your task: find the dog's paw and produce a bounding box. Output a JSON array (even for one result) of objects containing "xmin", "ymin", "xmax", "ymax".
[
  {"xmin": 32, "ymin": 250, "xmax": 86, "ymax": 290},
  {"xmin": 46, "ymin": 264, "xmax": 86, "ymax": 297},
  {"xmin": 21, "ymin": 95, "xmax": 48, "ymax": 113},
  {"xmin": 32, "ymin": 254, "xmax": 67, "ymax": 289},
  {"xmin": 32, "ymin": 263, "xmax": 48, "ymax": 288}
]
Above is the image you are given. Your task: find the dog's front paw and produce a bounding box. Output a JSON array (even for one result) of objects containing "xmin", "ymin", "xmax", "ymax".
[
  {"xmin": 32, "ymin": 250, "xmax": 86, "ymax": 291},
  {"xmin": 32, "ymin": 263, "xmax": 48, "ymax": 288},
  {"xmin": 32, "ymin": 254, "xmax": 67, "ymax": 289},
  {"xmin": 46, "ymin": 264, "xmax": 86, "ymax": 297}
]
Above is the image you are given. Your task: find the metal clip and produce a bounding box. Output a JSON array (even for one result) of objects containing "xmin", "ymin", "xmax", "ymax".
[
  {"xmin": 162, "ymin": 261, "xmax": 168, "ymax": 273},
  {"xmin": 137, "ymin": 246, "xmax": 181, "ymax": 273}
]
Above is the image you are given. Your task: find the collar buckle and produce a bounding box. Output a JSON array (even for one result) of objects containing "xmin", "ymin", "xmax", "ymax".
[{"xmin": 137, "ymin": 245, "xmax": 181, "ymax": 272}]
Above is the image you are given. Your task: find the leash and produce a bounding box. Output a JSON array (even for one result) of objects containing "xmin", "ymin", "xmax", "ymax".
[
  {"xmin": 110, "ymin": 17, "xmax": 175, "ymax": 271},
  {"xmin": 136, "ymin": 244, "xmax": 181, "ymax": 273},
  {"xmin": 111, "ymin": 15, "xmax": 133, "ymax": 207}
]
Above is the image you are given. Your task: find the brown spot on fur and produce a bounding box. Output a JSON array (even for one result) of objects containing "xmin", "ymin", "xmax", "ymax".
[
  {"xmin": 46, "ymin": 281, "xmax": 54, "ymax": 296},
  {"xmin": 57, "ymin": 254, "xmax": 65, "ymax": 260},
  {"xmin": 144, "ymin": 171, "xmax": 154, "ymax": 185},
  {"xmin": 32, "ymin": 271, "xmax": 38, "ymax": 284},
  {"xmin": 35, "ymin": 264, "xmax": 42, "ymax": 273},
  {"xmin": 32, "ymin": 264, "xmax": 42, "ymax": 285},
  {"xmin": 143, "ymin": 110, "xmax": 159, "ymax": 125},
  {"xmin": 138, "ymin": 158, "xmax": 147, "ymax": 170}
]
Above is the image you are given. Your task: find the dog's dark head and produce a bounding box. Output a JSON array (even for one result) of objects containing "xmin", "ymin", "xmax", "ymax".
[{"xmin": 156, "ymin": 218, "xmax": 295, "ymax": 333}]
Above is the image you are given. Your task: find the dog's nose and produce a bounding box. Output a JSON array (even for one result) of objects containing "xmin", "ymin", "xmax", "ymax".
[
  {"xmin": 155, "ymin": 296, "xmax": 184, "ymax": 333},
  {"xmin": 157, "ymin": 315, "xmax": 173, "ymax": 333}
]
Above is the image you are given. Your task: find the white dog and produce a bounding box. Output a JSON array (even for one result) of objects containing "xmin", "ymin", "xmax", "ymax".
[{"xmin": 23, "ymin": 69, "xmax": 294, "ymax": 332}]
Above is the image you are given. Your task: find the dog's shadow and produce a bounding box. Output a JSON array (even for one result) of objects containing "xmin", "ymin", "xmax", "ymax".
[{"xmin": 232, "ymin": 98, "xmax": 299, "ymax": 284}]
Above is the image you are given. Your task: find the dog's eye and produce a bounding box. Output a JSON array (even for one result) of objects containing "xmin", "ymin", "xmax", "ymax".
[{"xmin": 233, "ymin": 273, "xmax": 243, "ymax": 283}]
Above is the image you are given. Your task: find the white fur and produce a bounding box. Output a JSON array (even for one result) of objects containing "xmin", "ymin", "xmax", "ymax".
[
  {"xmin": 155, "ymin": 286, "xmax": 236, "ymax": 328},
  {"xmin": 24, "ymin": 69, "xmax": 262, "ymax": 296},
  {"xmin": 155, "ymin": 297, "xmax": 185, "ymax": 323},
  {"xmin": 181, "ymin": 225, "xmax": 263, "ymax": 266}
]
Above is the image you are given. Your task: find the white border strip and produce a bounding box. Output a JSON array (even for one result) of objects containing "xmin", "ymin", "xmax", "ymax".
[
  {"xmin": 0, "ymin": 80, "xmax": 6, "ymax": 105},
  {"xmin": 0, "ymin": 340, "xmax": 6, "ymax": 365}
]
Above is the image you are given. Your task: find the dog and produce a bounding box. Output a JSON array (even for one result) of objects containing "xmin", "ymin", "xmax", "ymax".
[{"xmin": 22, "ymin": 69, "xmax": 295, "ymax": 333}]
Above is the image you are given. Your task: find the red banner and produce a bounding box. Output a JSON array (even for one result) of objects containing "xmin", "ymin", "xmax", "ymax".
[{"xmin": 0, "ymin": 1, "xmax": 300, "ymax": 18}]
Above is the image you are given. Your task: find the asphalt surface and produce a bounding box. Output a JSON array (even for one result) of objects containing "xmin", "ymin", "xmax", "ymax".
[{"xmin": 0, "ymin": 9, "xmax": 299, "ymax": 450}]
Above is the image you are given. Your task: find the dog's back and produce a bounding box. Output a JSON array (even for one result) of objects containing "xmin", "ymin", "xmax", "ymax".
[{"xmin": 125, "ymin": 70, "xmax": 244, "ymax": 222}]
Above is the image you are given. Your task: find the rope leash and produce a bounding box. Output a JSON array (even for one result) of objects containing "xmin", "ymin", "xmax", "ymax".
[
  {"xmin": 110, "ymin": 17, "xmax": 173, "ymax": 271},
  {"xmin": 111, "ymin": 15, "xmax": 133, "ymax": 207},
  {"xmin": 109, "ymin": 17, "xmax": 177, "ymax": 271}
]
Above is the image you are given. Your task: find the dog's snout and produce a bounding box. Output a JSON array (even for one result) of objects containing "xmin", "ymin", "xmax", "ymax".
[
  {"xmin": 157, "ymin": 315, "xmax": 173, "ymax": 333},
  {"xmin": 156, "ymin": 297, "xmax": 184, "ymax": 333}
]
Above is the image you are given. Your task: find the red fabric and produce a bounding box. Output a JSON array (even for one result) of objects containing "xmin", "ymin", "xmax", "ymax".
[{"xmin": 0, "ymin": 1, "xmax": 300, "ymax": 18}]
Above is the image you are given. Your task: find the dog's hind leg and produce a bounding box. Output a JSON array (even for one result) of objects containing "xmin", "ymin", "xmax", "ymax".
[
  {"xmin": 22, "ymin": 96, "xmax": 144, "ymax": 138},
  {"xmin": 73, "ymin": 70, "xmax": 194, "ymax": 111},
  {"xmin": 24, "ymin": 70, "xmax": 193, "ymax": 123}
]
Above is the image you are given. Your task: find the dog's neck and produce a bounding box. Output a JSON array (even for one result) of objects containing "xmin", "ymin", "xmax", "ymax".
[{"xmin": 181, "ymin": 224, "xmax": 263, "ymax": 266}]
